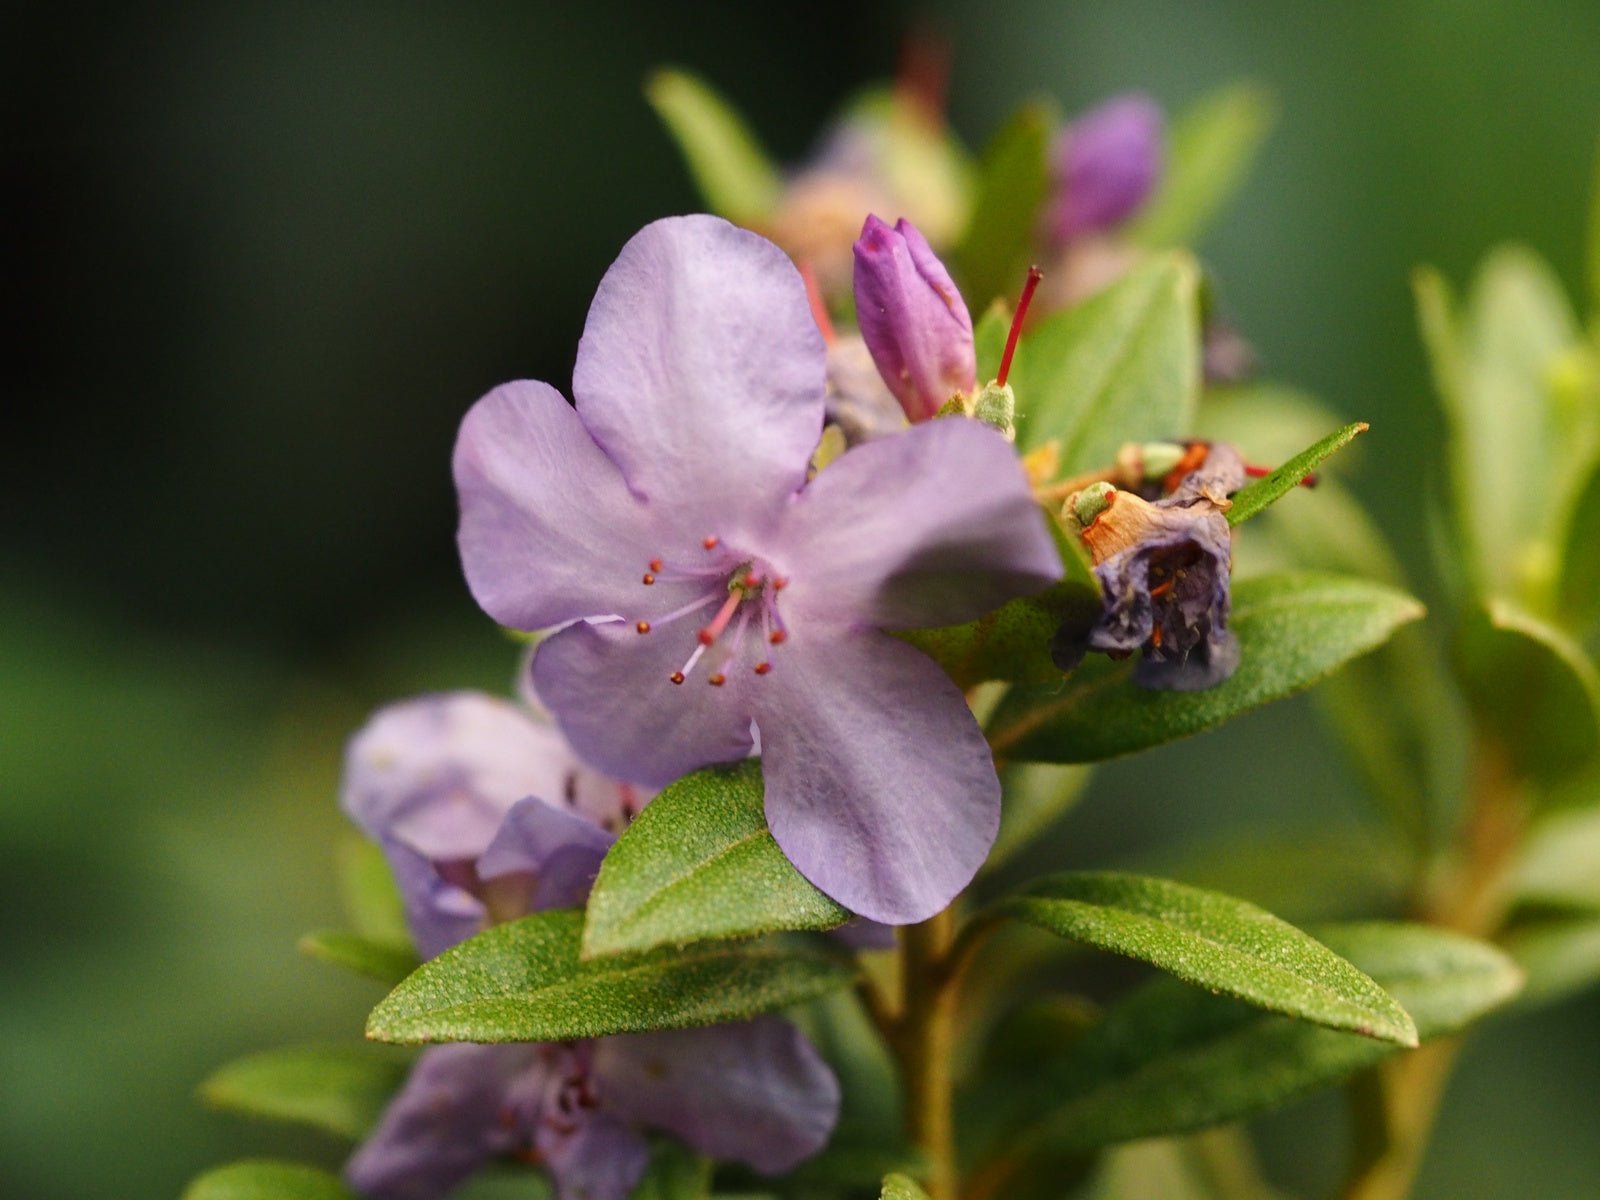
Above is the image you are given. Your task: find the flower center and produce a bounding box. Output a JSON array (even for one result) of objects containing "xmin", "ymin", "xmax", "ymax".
[{"xmin": 633, "ymin": 536, "xmax": 790, "ymax": 686}]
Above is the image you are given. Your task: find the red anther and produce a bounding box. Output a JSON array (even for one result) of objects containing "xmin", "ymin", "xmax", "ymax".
[
  {"xmin": 669, "ymin": 671, "xmax": 686, "ymax": 685},
  {"xmin": 702, "ymin": 535, "xmax": 719, "ymax": 550},
  {"xmin": 754, "ymin": 662, "xmax": 772, "ymax": 675},
  {"xmin": 772, "ymin": 576, "xmax": 788, "ymax": 590},
  {"xmin": 642, "ymin": 573, "xmax": 656, "ymax": 585},
  {"xmin": 1244, "ymin": 462, "xmax": 1319, "ymax": 488},
  {"xmin": 635, "ymin": 621, "xmax": 651, "ymax": 634},
  {"xmin": 742, "ymin": 572, "xmax": 760, "ymax": 589},
  {"xmin": 996, "ymin": 266, "xmax": 1043, "ymax": 388},
  {"xmin": 708, "ymin": 673, "xmax": 727, "ymax": 687},
  {"xmin": 770, "ymin": 629, "xmax": 788, "ymax": 645},
  {"xmin": 799, "ymin": 261, "xmax": 836, "ymax": 345},
  {"xmin": 1148, "ymin": 579, "xmax": 1174, "ymax": 601},
  {"xmin": 1150, "ymin": 625, "xmax": 1164, "ymax": 649},
  {"xmin": 649, "ymin": 558, "xmax": 664, "ymax": 572},
  {"xmin": 697, "ymin": 629, "xmax": 715, "ymax": 646}
]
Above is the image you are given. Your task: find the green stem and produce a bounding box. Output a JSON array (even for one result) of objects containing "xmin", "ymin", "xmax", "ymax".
[{"xmin": 899, "ymin": 906, "xmax": 961, "ymax": 1200}]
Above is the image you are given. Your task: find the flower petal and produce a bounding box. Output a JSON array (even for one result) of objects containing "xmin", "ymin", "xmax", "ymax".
[
  {"xmin": 782, "ymin": 419, "xmax": 1062, "ymax": 631},
  {"xmin": 532, "ymin": 620, "xmax": 755, "ymax": 788},
  {"xmin": 594, "ymin": 1017, "xmax": 839, "ymax": 1174},
  {"xmin": 341, "ymin": 692, "xmax": 584, "ymax": 862},
  {"xmin": 536, "ymin": 1108, "xmax": 650, "ymax": 1200},
  {"xmin": 755, "ymin": 630, "xmax": 1000, "ymax": 923},
  {"xmin": 381, "ymin": 838, "xmax": 485, "ymax": 961},
  {"xmin": 345, "ymin": 1044, "xmax": 528, "ymax": 1200},
  {"xmin": 454, "ymin": 380, "xmax": 659, "ymax": 631},
  {"xmin": 572, "ymin": 215, "xmax": 828, "ymax": 535},
  {"xmin": 477, "ymin": 795, "xmax": 616, "ymax": 912}
]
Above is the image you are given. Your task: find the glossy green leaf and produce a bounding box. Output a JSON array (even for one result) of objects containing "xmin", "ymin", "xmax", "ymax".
[
  {"xmin": 992, "ymin": 922, "xmax": 1519, "ymax": 1159},
  {"xmin": 200, "ymin": 1043, "xmax": 409, "ymax": 1140},
  {"xmin": 645, "ymin": 69, "xmax": 781, "ymax": 224},
  {"xmin": 957, "ymin": 102, "xmax": 1053, "ymax": 310},
  {"xmin": 987, "ymin": 762, "xmax": 1093, "ymax": 872},
  {"xmin": 1129, "ymin": 84, "xmax": 1275, "ymax": 249},
  {"xmin": 182, "ymin": 1160, "xmax": 354, "ymax": 1200},
  {"xmin": 1512, "ymin": 807, "xmax": 1600, "ymax": 910},
  {"xmin": 1458, "ymin": 598, "xmax": 1600, "ymax": 783},
  {"xmin": 1012, "ymin": 254, "xmax": 1201, "ymax": 467},
  {"xmin": 986, "ymin": 572, "xmax": 1424, "ymax": 763},
  {"xmin": 984, "ymin": 872, "xmax": 1416, "ymax": 1043},
  {"xmin": 898, "ymin": 577, "xmax": 1100, "ymax": 690},
  {"xmin": 880, "ymin": 1174, "xmax": 933, "ymax": 1200},
  {"xmin": 299, "ymin": 929, "xmax": 417, "ymax": 985},
  {"xmin": 1225, "ymin": 422, "xmax": 1369, "ymax": 526},
  {"xmin": 1506, "ymin": 914, "xmax": 1600, "ymax": 1007},
  {"xmin": 338, "ymin": 834, "xmax": 409, "ymax": 944},
  {"xmin": 367, "ymin": 909, "xmax": 853, "ymax": 1044},
  {"xmin": 581, "ymin": 761, "xmax": 848, "ymax": 959}
]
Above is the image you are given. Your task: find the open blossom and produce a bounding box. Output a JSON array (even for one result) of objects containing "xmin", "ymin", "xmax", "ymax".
[
  {"xmin": 454, "ymin": 214, "xmax": 1061, "ymax": 923},
  {"xmin": 340, "ymin": 692, "xmax": 839, "ymax": 1200},
  {"xmin": 853, "ymin": 214, "xmax": 977, "ymax": 423}
]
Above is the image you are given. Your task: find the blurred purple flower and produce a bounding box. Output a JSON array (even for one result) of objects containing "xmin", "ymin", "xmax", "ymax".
[
  {"xmin": 454, "ymin": 215, "xmax": 1060, "ymax": 923},
  {"xmin": 1048, "ymin": 94, "xmax": 1163, "ymax": 244},
  {"xmin": 852, "ymin": 215, "xmax": 976, "ymax": 423}
]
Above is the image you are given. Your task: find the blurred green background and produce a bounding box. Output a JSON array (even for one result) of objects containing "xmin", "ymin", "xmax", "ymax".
[{"xmin": 5, "ymin": 2, "xmax": 1598, "ymax": 1197}]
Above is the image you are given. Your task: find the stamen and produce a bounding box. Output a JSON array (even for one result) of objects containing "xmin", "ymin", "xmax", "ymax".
[
  {"xmin": 708, "ymin": 608, "xmax": 753, "ymax": 685},
  {"xmin": 649, "ymin": 559, "xmax": 663, "ymax": 572},
  {"xmin": 670, "ymin": 642, "xmax": 707, "ymax": 685},
  {"xmin": 708, "ymin": 672, "xmax": 726, "ymax": 687},
  {"xmin": 754, "ymin": 661, "xmax": 772, "ymax": 675},
  {"xmin": 703, "ymin": 535, "xmax": 720, "ymax": 550},
  {"xmin": 698, "ymin": 590, "xmax": 743, "ymax": 646},
  {"xmin": 635, "ymin": 621, "xmax": 651, "ymax": 634},
  {"xmin": 996, "ymin": 266, "xmax": 1043, "ymax": 388},
  {"xmin": 761, "ymin": 588, "xmax": 789, "ymax": 644},
  {"xmin": 643, "ymin": 592, "xmax": 720, "ymax": 633},
  {"xmin": 642, "ymin": 573, "xmax": 656, "ymax": 585},
  {"xmin": 798, "ymin": 261, "xmax": 836, "ymax": 345}
]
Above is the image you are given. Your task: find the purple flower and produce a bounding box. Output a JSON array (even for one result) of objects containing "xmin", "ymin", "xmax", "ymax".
[
  {"xmin": 341, "ymin": 693, "xmax": 840, "ymax": 1200},
  {"xmin": 454, "ymin": 215, "xmax": 1061, "ymax": 923},
  {"xmin": 852, "ymin": 214, "xmax": 977, "ymax": 423},
  {"xmin": 1048, "ymin": 94, "xmax": 1163, "ymax": 244}
]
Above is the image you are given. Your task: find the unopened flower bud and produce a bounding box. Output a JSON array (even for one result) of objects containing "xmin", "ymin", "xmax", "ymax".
[
  {"xmin": 853, "ymin": 214, "xmax": 977, "ymax": 423},
  {"xmin": 1049, "ymin": 94, "xmax": 1163, "ymax": 244}
]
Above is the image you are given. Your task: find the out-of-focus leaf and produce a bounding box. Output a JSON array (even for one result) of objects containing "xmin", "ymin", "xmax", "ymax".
[
  {"xmin": 986, "ymin": 573, "xmax": 1424, "ymax": 763},
  {"xmin": 645, "ymin": 69, "xmax": 781, "ymax": 224},
  {"xmin": 880, "ymin": 1174, "xmax": 932, "ymax": 1200},
  {"xmin": 337, "ymin": 835, "xmax": 409, "ymax": 945},
  {"xmin": 367, "ymin": 910, "xmax": 854, "ymax": 1044},
  {"xmin": 630, "ymin": 1142, "xmax": 711, "ymax": 1200},
  {"xmin": 1505, "ymin": 914, "xmax": 1600, "ymax": 1007},
  {"xmin": 199, "ymin": 1043, "xmax": 409, "ymax": 1140},
  {"xmin": 1512, "ymin": 806, "xmax": 1600, "ymax": 910},
  {"xmin": 1128, "ymin": 84, "xmax": 1275, "ymax": 249},
  {"xmin": 581, "ymin": 762, "xmax": 848, "ymax": 959},
  {"xmin": 899, "ymin": 578, "xmax": 1101, "ymax": 690},
  {"xmin": 838, "ymin": 86, "xmax": 974, "ymax": 248},
  {"xmin": 182, "ymin": 1160, "xmax": 354, "ymax": 1200},
  {"xmin": 983, "ymin": 872, "xmax": 1417, "ymax": 1044},
  {"xmin": 1196, "ymin": 383, "xmax": 1348, "ymax": 463},
  {"xmin": 1226, "ymin": 422, "xmax": 1369, "ymax": 526},
  {"xmin": 957, "ymin": 103, "xmax": 1054, "ymax": 310},
  {"xmin": 986, "ymin": 922, "xmax": 1518, "ymax": 1161},
  {"xmin": 1012, "ymin": 254, "xmax": 1201, "ymax": 468},
  {"xmin": 973, "ymin": 301, "xmax": 1010, "ymax": 383},
  {"xmin": 1557, "ymin": 457, "xmax": 1600, "ymax": 637},
  {"xmin": 986, "ymin": 762, "xmax": 1093, "ymax": 872},
  {"xmin": 1458, "ymin": 599, "xmax": 1600, "ymax": 784},
  {"xmin": 1588, "ymin": 135, "xmax": 1600, "ymax": 313},
  {"xmin": 298, "ymin": 929, "xmax": 417, "ymax": 986}
]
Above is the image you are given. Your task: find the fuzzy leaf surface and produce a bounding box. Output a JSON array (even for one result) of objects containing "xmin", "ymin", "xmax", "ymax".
[
  {"xmin": 986, "ymin": 573, "xmax": 1424, "ymax": 763},
  {"xmin": 367, "ymin": 909, "xmax": 853, "ymax": 1044},
  {"xmin": 985, "ymin": 872, "xmax": 1416, "ymax": 1043},
  {"xmin": 582, "ymin": 761, "xmax": 848, "ymax": 958},
  {"xmin": 1225, "ymin": 422, "xmax": 1368, "ymax": 526},
  {"xmin": 200, "ymin": 1043, "xmax": 410, "ymax": 1140}
]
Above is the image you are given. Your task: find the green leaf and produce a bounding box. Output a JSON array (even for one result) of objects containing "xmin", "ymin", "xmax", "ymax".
[
  {"xmin": 973, "ymin": 301, "xmax": 1010, "ymax": 383},
  {"xmin": 1557, "ymin": 456, "xmax": 1600, "ymax": 637},
  {"xmin": 1012, "ymin": 254, "xmax": 1201, "ymax": 468},
  {"xmin": 986, "ymin": 762, "xmax": 1093, "ymax": 872},
  {"xmin": 581, "ymin": 761, "xmax": 848, "ymax": 959},
  {"xmin": 897, "ymin": 578, "xmax": 1100, "ymax": 690},
  {"xmin": 956, "ymin": 102, "xmax": 1053, "ymax": 310},
  {"xmin": 983, "ymin": 872, "xmax": 1416, "ymax": 1044},
  {"xmin": 199, "ymin": 1043, "xmax": 410, "ymax": 1140},
  {"xmin": 880, "ymin": 1174, "xmax": 933, "ymax": 1200},
  {"xmin": 1512, "ymin": 806, "xmax": 1600, "ymax": 910},
  {"xmin": 1506, "ymin": 914, "xmax": 1600, "ymax": 1007},
  {"xmin": 986, "ymin": 572, "xmax": 1425, "ymax": 763},
  {"xmin": 1128, "ymin": 84, "xmax": 1275, "ymax": 249},
  {"xmin": 1225, "ymin": 422, "xmax": 1369, "ymax": 527},
  {"xmin": 367, "ymin": 909, "xmax": 853, "ymax": 1044},
  {"xmin": 1588, "ymin": 135, "xmax": 1600, "ymax": 312},
  {"xmin": 630, "ymin": 1141, "xmax": 711, "ymax": 1200},
  {"xmin": 1457, "ymin": 599, "xmax": 1600, "ymax": 783},
  {"xmin": 990, "ymin": 922, "xmax": 1519, "ymax": 1159},
  {"xmin": 645, "ymin": 69, "xmax": 781, "ymax": 224},
  {"xmin": 338, "ymin": 834, "xmax": 409, "ymax": 944},
  {"xmin": 298, "ymin": 929, "xmax": 418, "ymax": 985},
  {"xmin": 182, "ymin": 1160, "xmax": 354, "ymax": 1200}
]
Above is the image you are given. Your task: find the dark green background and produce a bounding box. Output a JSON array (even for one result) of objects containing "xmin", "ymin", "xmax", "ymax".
[{"xmin": 5, "ymin": 3, "xmax": 1598, "ymax": 1197}]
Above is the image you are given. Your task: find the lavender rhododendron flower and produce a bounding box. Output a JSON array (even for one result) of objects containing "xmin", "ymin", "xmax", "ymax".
[
  {"xmin": 341, "ymin": 692, "xmax": 839, "ymax": 1200},
  {"xmin": 454, "ymin": 214, "xmax": 1061, "ymax": 923},
  {"xmin": 853, "ymin": 214, "xmax": 977, "ymax": 423},
  {"xmin": 1048, "ymin": 93, "xmax": 1163, "ymax": 244}
]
